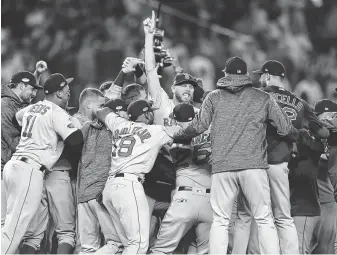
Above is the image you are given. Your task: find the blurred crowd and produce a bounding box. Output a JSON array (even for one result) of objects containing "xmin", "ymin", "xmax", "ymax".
[{"xmin": 2, "ymin": 0, "xmax": 337, "ymax": 107}]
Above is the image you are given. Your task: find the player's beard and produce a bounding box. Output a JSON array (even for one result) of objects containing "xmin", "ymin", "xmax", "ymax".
[{"xmin": 176, "ymin": 91, "xmax": 193, "ymax": 103}]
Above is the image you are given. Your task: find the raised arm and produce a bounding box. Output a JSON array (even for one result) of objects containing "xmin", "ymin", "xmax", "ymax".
[{"xmin": 143, "ymin": 11, "xmax": 167, "ymax": 105}]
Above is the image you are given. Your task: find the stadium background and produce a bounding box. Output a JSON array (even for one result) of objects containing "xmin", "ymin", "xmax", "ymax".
[{"xmin": 2, "ymin": 0, "xmax": 337, "ymax": 108}]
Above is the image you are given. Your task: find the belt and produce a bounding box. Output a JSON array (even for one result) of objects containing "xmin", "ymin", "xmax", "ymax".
[
  {"xmin": 178, "ymin": 186, "xmax": 210, "ymax": 194},
  {"xmin": 15, "ymin": 156, "xmax": 46, "ymax": 172},
  {"xmin": 115, "ymin": 173, "xmax": 142, "ymax": 182}
]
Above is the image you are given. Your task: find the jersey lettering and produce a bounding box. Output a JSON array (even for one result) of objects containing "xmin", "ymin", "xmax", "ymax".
[
  {"xmin": 113, "ymin": 126, "xmax": 152, "ymax": 142},
  {"xmin": 163, "ymin": 117, "xmax": 176, "ymax": 127},
  {"xmin": 29, "ymin": 104, "xmax": 51, "ymax": 115},
  {"xmin": 269, "ymin": 92, "xmax": 303, "ymax": 112},
  {"xmin": 22, "ymin": 115, "xmax": 37, "ymax": 138},
  {"xmin": 112, "ymin": 136, "xmax": 136, "ymax": 157}
]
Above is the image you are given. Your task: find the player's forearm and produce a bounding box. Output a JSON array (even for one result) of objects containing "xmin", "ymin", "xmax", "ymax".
[
  {"xmin": 145, "ymin": 34, "xmax": 155, "ymax": 72},
  {"xmin": 145, "ymin": 34, "xmax": 161, "ymax": 96},
  {"xmin": 114, "ymin": 69, "xmax": 126, "ymax": 88}
]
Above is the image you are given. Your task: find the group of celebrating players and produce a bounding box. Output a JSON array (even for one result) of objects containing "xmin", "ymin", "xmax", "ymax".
[{"xmin": 1, "ymin": 11, "xmax": 337, "ymax": 255}]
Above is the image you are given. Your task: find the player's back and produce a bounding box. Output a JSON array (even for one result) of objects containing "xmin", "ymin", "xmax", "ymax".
[
  {"xmin": 170, "ymin": 129, "xmax": 212, "ymax": 188},
  {"xmin": 14, "ymin": 100, "xmax": 76, "ymax": 170},
  {"xmin": 263, "ymin": 85, "xmax": 306, "ymax": 129},
  {"xmin": 106, "ymin": 114, "xmax": 171, "ymax": 178}
]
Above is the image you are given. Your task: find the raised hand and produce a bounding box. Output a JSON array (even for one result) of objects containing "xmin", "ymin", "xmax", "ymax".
[
  {"xmin": 35, "ymin": 60, "xmax": 48, "ymax": 74},
  {"xmin": 122, "ymin": 57, "xmax": 144, "ymax": 74},
  {"xmin": 143, "ymin": 10, "xmax": 156, "ymax": 35}
]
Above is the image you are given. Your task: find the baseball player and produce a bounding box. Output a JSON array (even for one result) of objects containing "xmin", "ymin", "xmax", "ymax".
[
  {"xmin": 75, "ymin": 92, "xmax": 124, "ymax": 254},
  {"xmin": 1, "ymin": 73, "xmax": 84, "ymax": 254},
  {"xmin": 310, "ymin": 99, "xmax": 337, "ymax": 254},
  {"xmin": 151, "ymin": 103, "xmax": 212, "ymax": 254},
  {"xmin": 19, "ymin": 74, "xmax": 83, "ymax": 254},
  {"xmin": 232, "ymin": 60, "xmax": 329, "ymax": 254},
  {"xmin": 1, "ymin": 61, "xmax": 47, "ymax": 228},
  {"xmin": 93, "ymin": 99, "xmax": 175, "ymax": 254},
  {"xmin": 143, "ymin": 14, "xmax": 204, "ymax": 249}
]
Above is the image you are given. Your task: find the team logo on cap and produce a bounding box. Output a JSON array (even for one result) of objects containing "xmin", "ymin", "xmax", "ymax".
[
  {"xmin": 188, "ymin": 117, "xmax": 193, "ymax": 121},
  {"xmin": 184, "ymin": 73, "xmax": 190, "ymax": 80},
  {"xmin": 237, "ymin": 70, "xmax": 241, "ymax": 74},
  {"xmin": 22, "ymin": 78, "xmax": 30, "ymax": 82},
  {"xmin": 116, "ymin": 106, "xmax": 122, "ymax": 110},
  {"xmin": 143, "ymin": 107, "xmax": 148, "ymax": 112},
  {"xmin": 60, "ymin": 82, "xmax": 66, "ymax": 87}
]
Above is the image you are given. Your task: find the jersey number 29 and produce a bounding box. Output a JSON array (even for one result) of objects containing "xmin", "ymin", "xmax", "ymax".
[{"xmin": 111, "ymin": 136, "xmax": 136, "ymax": 157}]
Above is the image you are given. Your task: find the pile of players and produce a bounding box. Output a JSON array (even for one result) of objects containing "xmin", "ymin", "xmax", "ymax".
[{"xmin": 1, "ymin": 11, "xmax": 337, "ymax": 255}]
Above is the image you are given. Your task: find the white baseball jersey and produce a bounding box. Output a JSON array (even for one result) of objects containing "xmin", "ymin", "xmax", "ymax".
[
  {"xmin": 170, "ymin": 128, "xmax": 212, "ymax": 188},
  {"xmin": 151, "ymin": 86, "xmax": 176, "ymax": 126},
  {"xmin": 13, "ymin": 100, "xmax": 78, "ymax": 170},
  {"xmin": 104, "ymin": 113, "xmax": 172, "ymax": 178},
  {"xmin": 52, "ymin": 116, "xmax": 82, "ymax": 171}
]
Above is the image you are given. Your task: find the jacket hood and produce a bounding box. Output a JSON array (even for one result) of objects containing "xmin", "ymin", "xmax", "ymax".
[
  {"xmin": 1, "ymin": 84, "xmax": 21, "ymax": 104},
  {"xmin": 216, "ymin": 74, "xmax": 253, "ymax": 93}
]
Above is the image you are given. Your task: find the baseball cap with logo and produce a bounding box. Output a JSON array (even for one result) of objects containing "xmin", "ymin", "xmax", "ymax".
[
  {"xmin": 222, "ymin": 56, "xmax": 247, "ymax": 75},
  {"xmin": 314, "ymin": 99, "xmax": 337, "ymax": 115},
  {"xmin": 10, "ymin": 71, "xmax": 42, "ymax": 89},
  {"xmin": 169, "ymin": 103, "xmax": 196, "ymax": 122},
  {"xmin": 172, "ymin": 73, "xmax": 198, "ymax": 87},
  {"xmin": 253, "ymin": 60, "xmax": 286, "ymax": 78},
  {"xmin": 104, "ymin": 98, "xmax": 127, "ymax": 113},
  {"xmin": 127, "ymin": 100, "xmax": 158, "ymax": 121},
  {"xmin": 44, "ymin": 73, "xmax": 74, "ymax": 95}
]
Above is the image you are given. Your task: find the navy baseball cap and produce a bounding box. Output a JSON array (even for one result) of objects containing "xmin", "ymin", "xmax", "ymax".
[
  {"xmin": 172, "ymin": 73, "xmax": 198, "ymax": 87},
  {"xmin": 104, "ymin": 98, "xmax": 127, "ymax": 112},
  {"xmin": 10, "ymin": 71, "xmax": 42, "ymax": 89},
  {"xmin": 253, "ymin": 60, "xmax": 286, "ymax": 78},
  {"xmin": 314, "ymin": 99, "xmax": 337, "ymax": 115},
  {"xmin": 44, "ymin": 73, "xmax": 74, "ymax": 95},
  {"xmin": 169, "ymin": 103, "xmax": 196, "ymax": 122},
  {"xmin": 222, "ymin": 56, "xmax": 247, "ymax": 75},
  {"xmin": 127, "ymin": 100, "xmax": 158, "ymax": 121}
]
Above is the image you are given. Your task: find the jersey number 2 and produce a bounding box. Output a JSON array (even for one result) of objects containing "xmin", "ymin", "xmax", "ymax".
[
  {"xmin": 112, "ymin": 136, "xmax": 136, "ymax": 157},
  {"xmin": 22, "ymin": 115, "xmax": 37, "ymax": 138},
  {"xmin": 282, "ymin": 106, "xmax": 297, "ymax": 122}
]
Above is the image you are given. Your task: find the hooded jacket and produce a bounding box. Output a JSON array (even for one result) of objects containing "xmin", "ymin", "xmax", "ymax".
[
  {"xmin": 173, "ymin": 75, "xmax": 297, "ymax": 173},
  {"xmin": 1, "ymin": 84, "xmax": 26, "ymax": 172}
]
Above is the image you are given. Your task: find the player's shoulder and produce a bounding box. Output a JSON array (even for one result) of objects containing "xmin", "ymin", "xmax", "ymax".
[{"xmin": 250, "ymin": 87, "xmax": 272, "ymax": 100}]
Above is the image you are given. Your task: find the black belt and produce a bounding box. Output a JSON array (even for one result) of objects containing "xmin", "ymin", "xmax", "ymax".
[
  {"xmin": 115, "ymin": 173, "xmax": 142, "ymax": 182},
  {"xmin": 178, "ymin": 186, "xmax": 210, "ymax": 193},
  {"xmin": 16, "ymin": 157, "xmax": 46, "ymax": 172}
]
